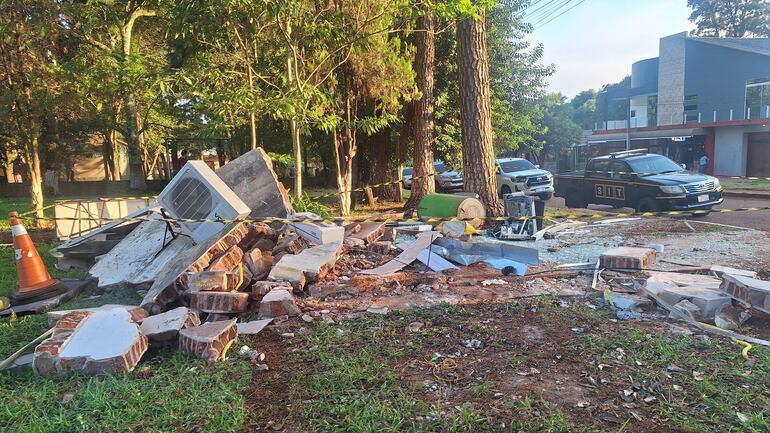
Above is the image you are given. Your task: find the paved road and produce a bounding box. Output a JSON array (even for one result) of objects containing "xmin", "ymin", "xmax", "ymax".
[{"xmin": 546, "ymin": 196, "xmax": 770, "ymax": 232}]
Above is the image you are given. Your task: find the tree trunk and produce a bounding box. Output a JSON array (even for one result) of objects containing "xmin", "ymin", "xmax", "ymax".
[
  {"xmin": 102, "ymin": 131, "xmax": 118, "ymax": 181},
  {"xmin": 25, "ymin": 135, "xmax": 45, "ymax": 222},
  {"xmin": 456, "ymin": 11, "xmax": 503, "ymax": 216},
  {"xmin": 405, "ymin": 10, "xmax": 437, "ymax": 211},
  {"xmin": 121, "ymin": 11, "xmax": 151, "ymax": 190},
  {"xmin": 371, "ymin": 127, "xmax": 400, "ymax": 202},
  {"xmin": 247, "ymin": 67, "xmax": 259, "ymax": 150},
  {"xmin": 290, "ymin": 119, "xmax": 302, "ymax": 197},
  {"xmin": 332, "ymin": 128, "xmax": 355, "ymax": 216}
]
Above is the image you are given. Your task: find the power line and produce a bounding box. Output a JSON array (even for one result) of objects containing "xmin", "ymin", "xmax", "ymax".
[
  {"xmin": 525, "ymin": 0, "xmax": 564, "ymax": 21},
  {"xmin": 534, "ymin": 0, "xmax": 589, "ymax": 30},
  {"xmin": 531, "ymin": 0, "xmax": 576, "ymax": 27}
]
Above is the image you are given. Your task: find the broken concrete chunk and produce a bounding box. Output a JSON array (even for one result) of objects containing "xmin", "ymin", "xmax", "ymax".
[
  {"xmin": 186, "ymin": 271, "xmax": 229, "ymax": 293},
  {"xmin": 714, "ymin": 303, "xmax": 750, "ymax": 330},
  {"xmin": 343, "ymin": 237, "xmax": 366, "ymax": 248},
  {"xmin": 720, "ymin": 274, "xmax": 770, "ymax": 314},
  {"xmin": 178, "ymin": 319, "xmax": 238, "ymax": 364},
  {"xmin": 273, "ymin": 233, "xmax": 306, "ymax": 256},
  {"xmin": 600, "ymin": 247, "xmax": 656, "ymax": 270},
  {"xmin": 293, "ymin": 213, "xmax": 345, "ymax": 245},
  {"xmin": 237, "ymin": 319, "xmax": 273, "ymax": 335},
  {"xmin": 268, "ymin": 241, "xmax": 342, "ymax": 286},
  {"xmin": 670, "ymin": 299, "xmax": 702, "ymax": 322},
  {"xmin": 207, "ymin": 246, "xmax": 244, "ymax": 273},
  {"xmin": 659, "ymin": 286, "xmax": 732, "ymax": 321},
  {"xmin": 243, "ymin": 248, "xmax": 273, "ymax": 280},
  {"xmin": 609, "ymin": 293, "xmax": 652, "ymax": 311},
  {"xmin": 252, "ymin": 281, "xmax": 293, "ymax": 298},
  {"xmin": 47, "ymin": 304, "xmax": 147, "ymax": 328},
  {"xmin": 190, "ymin": 291, "xmax": 250, "ymax": 314},
  {"xmin": 368, "ymin": 241, "xmax": 392, "ymax": 256},
  {"xmin": 34, "ymin": 309, "xmax": 148, "ymax": 375},
  {"xmin": 258, "ymin": 289, "xmax": 300, "ymax": 318},
  {"xmin": 205, "ymin": 313, "xmax": 232, "ymax": 323},
  {"xmin": 139, "ymin": 307, "xmax": 200, "ymax": 342},
  {"xmin": 349, "ymin": 222, "xmax": 385, "ymax": 245},
  {"xmin": 709, "ymin": 265, "xmax": 757, "ymax": 279}
]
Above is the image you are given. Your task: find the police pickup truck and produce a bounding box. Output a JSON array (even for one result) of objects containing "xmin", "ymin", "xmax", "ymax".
[{"xmin": 554, "ymin": 150, "xmax": 724, "ymax": 212}]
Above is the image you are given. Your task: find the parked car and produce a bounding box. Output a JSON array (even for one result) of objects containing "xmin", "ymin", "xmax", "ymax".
[
  {"xmin": 434, "ymin": 161, "xmax": 464, "ymax": 192},
  {"xmin": 496, "ymin": 158, "xmax": 554, "ymax": 200},
  {"xmin": 402, "ymin": 167, "xmax": 413, "ymax": 189},
  {"xmin": 403, "ymin": 162, "xmax": 462, "ymax": 191},
  {"xmin": 553, "ymin": 149, "xmax": 723, "ymax": 212}
]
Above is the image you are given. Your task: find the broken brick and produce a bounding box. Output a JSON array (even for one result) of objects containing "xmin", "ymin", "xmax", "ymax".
[
  {"xmin": 186, "ymin": 271, "xmax": 229, "ymax": 292},
  {"xmin": 139, "ymin": 307, "xmax": 200, "ymax": 343},
  {"xmin": 243, "ymin": 248, "xmax": 273, "ymax": 280},
  {"xmin": 252, "ymin": 281, "xmax": 293, "ymax": 298},
  {"xmin": 258, "ymin": 289, "xmax": 301, "ymax": 318},
  {"xmin": 349, "ymin": 222, "xmax": 385, "ymax": 245},
  {"xmin": 207, "ymin": 246, "xmax": 244, "ymax": 273},
  {"xmin": 190, "ymin": 291, "xmax": 250, "ymax": 314},
  {"xmin": 178, "ymin": 319, "xmax": 238, "ymax": 363},
  {"xmin": 600, "ymin": 247, "xmax": 656, "ymax": 270}
]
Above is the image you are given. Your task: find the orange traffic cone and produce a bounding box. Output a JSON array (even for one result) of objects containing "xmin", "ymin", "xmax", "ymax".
[{"xmin": 9, "ymin": 211, "xmax": 67, "ymax": 304}]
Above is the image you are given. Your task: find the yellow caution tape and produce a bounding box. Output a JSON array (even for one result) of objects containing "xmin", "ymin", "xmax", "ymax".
[
  {"xmin": 27, "ymin": 204, "xmax": 770, "ymax": 226},
  {"xmin": 734, "ymin": 339, "xmax": 753, "ymax": 361}
]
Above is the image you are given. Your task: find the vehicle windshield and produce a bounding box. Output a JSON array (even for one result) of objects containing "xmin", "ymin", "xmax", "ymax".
[
  {"xmin": 626, "ymin": 155, "xmax": 684, "ymax": 176},
  {"xmin": 498, "ymin": 159, "xmax": 536, "ymax": 173},
  {"xmin": 434, "ymin": 162, "xmax": 447, "ymax": 173},
  {"xmin": 403, "ymin": 167, "xmax": 413, "ymax": 176}
]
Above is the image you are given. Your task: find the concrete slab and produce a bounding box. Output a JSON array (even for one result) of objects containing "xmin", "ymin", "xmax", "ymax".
[
  {"xmin": 710, "ymin": 265, "xmax": 757, "ymax": 278},
  {"xmin": 721, "ymin": 274, "xmax": 770, "ymax": 314},
  {"xmin": 363, "ymin": 232, "xmax": 442, "ymax": 275},
  {"xmin": 642, "ymin": 271, "xmax": 722, "ymax": 296},
  {"xmin": 600, "ymin": 247, "xmax": 656, "ymax": 270},
  {"xmin": 178, "ymin": 319, "xmax": 238, "ymax": 363},
  {"xmin": 659, "ymin": 286, "xmax": 732, "ymax": 321},
  {"xmin": 88, "ymin": 215, "xmax": 197, "ymax": 289},
  {"xmin": 214, "ymin": 147, "xmax": 292, "ymax": 219},
  {"xmin": 268, "ymin": 240, "xmax": 342, "ymax": 285},
  {"xmin": 139, "ymin": 307, "xmax": 200, "ymax": 342},
  {"xmin": 34, "ymin": 308, "xmax": 148, "ymax": 375}
]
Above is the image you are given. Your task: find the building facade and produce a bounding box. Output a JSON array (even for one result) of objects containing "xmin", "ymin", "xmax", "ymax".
[{"xmin": 590, "ymin": 32, "xmax": 770, "ymax": 177}]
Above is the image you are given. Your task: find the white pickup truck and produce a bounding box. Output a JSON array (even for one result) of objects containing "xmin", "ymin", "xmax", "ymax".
[{"xmin": 496, "ymin": 158, "xmax": 554, "ymax": 200}]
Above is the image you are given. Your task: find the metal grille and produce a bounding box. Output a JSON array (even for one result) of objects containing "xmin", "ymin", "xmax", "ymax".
[
  {"xmin": 683, "ymin": 181, "xmax": 715, "ymax": 194},
  {"xmin": 526, "ymin": 176, "xmax": 550, "ymax": 187},
  {"xmin": 169, "ymin": 177, "xmax": 214, "ymax": 220}
]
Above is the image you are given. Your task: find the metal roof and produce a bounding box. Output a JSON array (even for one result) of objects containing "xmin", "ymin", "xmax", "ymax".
[{"xmin": 689, "ymin": 37, "xmax": 770, "ymax": 57}]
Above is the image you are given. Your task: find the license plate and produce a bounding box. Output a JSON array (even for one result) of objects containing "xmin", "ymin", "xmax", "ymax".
[{"xmin": 697, "ymin": 194, "xmax": 709, "ymax": 203}]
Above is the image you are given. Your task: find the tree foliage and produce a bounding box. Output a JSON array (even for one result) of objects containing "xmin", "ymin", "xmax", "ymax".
[{"xmin": 688, "ymin": 0, "xmax": 770, "ymax": 37}]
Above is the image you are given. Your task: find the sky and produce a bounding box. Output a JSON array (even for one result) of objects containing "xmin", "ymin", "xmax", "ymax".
[{"xmin": 525, "ymin": 0, "xmax": 695, "ymax": 97}]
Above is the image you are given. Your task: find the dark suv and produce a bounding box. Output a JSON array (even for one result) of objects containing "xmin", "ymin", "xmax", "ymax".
[{"xmin": 554, "ymin": 150, "xmax": 724, "ymax": 212}]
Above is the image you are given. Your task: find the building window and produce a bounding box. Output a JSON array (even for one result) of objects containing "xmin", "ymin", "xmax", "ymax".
[{"xmin": 746, "ymin": 78, "xmax": 770, "ymax": 119}]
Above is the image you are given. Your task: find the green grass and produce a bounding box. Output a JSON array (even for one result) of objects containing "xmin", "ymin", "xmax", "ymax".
[
  {"xmin": 0, "ymin": 243, "xmax": 84, "ymax": 299},
  {"xmin": 720, "ymin": 178, "xmax": 770, "ymax": 191}
]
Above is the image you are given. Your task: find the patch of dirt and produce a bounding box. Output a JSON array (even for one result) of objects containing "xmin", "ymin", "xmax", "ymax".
[{"xmin": 394, "ymin": 300, "xmax": 689, "ymax": 432}]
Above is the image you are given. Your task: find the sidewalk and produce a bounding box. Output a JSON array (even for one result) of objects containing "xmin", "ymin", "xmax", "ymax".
[{"xmin": 723, "ymin": 189, "xmax": 770, "ymax": 200}]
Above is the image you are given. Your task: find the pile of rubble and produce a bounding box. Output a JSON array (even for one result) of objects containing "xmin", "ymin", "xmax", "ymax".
[{"xmin": 597, "ymin": 245, "xmax": 770, "ymax": 343}]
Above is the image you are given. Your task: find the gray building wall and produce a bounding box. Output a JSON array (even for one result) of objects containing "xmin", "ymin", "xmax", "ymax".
[
  {"xmin": 714, "ymin": 127, "xmax": 748, "ymax": 176},
  {"xmin": 657, "ymin": 32, "xmax": 687, "ymax": 126},
  {"xmin": 684, "ymin": 40, "xmax": 770, "ymax": 122},
  {"xmin": 630, "ymin": 58, "xmax": 659, "ymax": 95}
]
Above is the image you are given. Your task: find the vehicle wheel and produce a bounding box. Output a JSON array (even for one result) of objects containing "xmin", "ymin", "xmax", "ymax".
[
  {"xmin": 500, "ymin": 185, "xmax": 512, "ymax": 197},
  {"xmin": 538, "ymin": 192, "xmax": 553, "ymax": 201},
  {"xmin": 636, "ymin": 197, "xmax": 658, "ymax": 213},
  {"xmin": 565, "ymin": 191, "xmax": 587, "ymax": 208}
]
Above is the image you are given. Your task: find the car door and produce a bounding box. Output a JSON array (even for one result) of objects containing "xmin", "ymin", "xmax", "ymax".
[
  {"xmin": 588, "ymin": 160, "xmax": 612, "ymax": 205},
  {"xmin": 605, "ymin": 161, "xmax": 632, "ymax": 206}
]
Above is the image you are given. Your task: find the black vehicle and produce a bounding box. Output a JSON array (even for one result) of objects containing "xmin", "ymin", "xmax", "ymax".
[{"xmin": 554, "ymin": 150, "xmax": 724, "ymax": 212}]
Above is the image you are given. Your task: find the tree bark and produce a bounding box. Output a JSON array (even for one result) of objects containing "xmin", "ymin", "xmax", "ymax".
[
  {"xmin": 102, "ymin": 131, "xmax": 118, "ymax": 181},
  {"xmin": 456, "ymin": 10, "xmax": 504, "ymax": 216},
  {"xmin": 405, "ymin": 9, "xmax": 436, "ymax": 211},
  {"xmin": 371, "ymin": 126, "xmax": 400, "ymax": 202},
  {"xmin": 247, "ymin": 67, "xmax": 259, "ymax": 150},
  {"xmin": 120, "ymin": 7, "xmax": 154, "ymax": 190},
  {"xmin": 25, "ymin": 135, "xmax": 45, "ymax": 221}
]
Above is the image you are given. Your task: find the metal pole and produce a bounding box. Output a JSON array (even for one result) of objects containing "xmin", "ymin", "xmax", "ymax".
[{"xmin": 626, "ymin": 96, "xmax": 631, "ymax": 150}]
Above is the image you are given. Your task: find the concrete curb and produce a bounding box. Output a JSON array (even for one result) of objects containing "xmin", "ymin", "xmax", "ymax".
[{"xmin": 723, "ymin": 190, "xmax": 770, "ymax": 200}]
